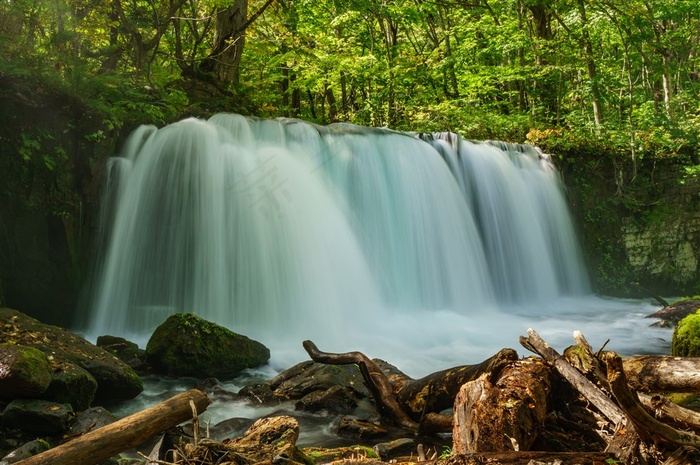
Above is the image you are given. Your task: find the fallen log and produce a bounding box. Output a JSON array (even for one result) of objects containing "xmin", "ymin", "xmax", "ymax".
[
  {"xmin": 15, "ymin": 389, "xmax": 211, "ymax": 465},
  {"xmin": 603, "ymin": 351, "xmax": 700, "ymax": 448},
  {"xmin": 519, "ymin": 328, "xmax": 626, "ymax": 425},
  {"xmin": 302, "ymin": 340, "xmax": 518, "ymax": 432},
  {"xmin": 445, "ymin": 451, "xmax": 615, "ymax": 465},
  {"xmin": 392, "ymin": 348, "xmax": 518, "ymax": 419},
  {"xmin": 638, "ymin": 393, "xmax": 700, "ymax": 432},
  {"xmin": 623, "ymin": 355, "xmax": 700, "ymax": 393}
]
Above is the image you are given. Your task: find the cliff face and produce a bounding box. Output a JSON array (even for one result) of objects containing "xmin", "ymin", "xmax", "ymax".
[
  {"xmin": 0, "ymin": 73, "xmax": 114, "ymax": 326},
  {"xmin": 620, "ymin": 179, "xmax": 700, "ymax": 294},
  {"xmin": 559, "ymin": 150, "xmax": 700, "ymax": 298}
]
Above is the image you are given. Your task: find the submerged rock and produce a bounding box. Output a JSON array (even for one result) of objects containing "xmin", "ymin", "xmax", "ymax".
[{"xmin": 145, "ymin": 313, "xmax": 270, "ymax": 379}]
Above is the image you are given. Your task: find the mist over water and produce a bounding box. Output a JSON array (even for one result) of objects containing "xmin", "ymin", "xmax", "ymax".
[{"xmin": 81, "ymin": 114, "xmax": 671, "ymax": 380}]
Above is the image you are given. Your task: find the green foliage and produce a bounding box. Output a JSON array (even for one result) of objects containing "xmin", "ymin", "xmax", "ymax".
[
  {"xmin": 439, "ymin": 446, "xmax": 452, "ymax": 459},
  {"xmin": 1, "ymin": 0, "xmax": 699, "ymax": 157}
]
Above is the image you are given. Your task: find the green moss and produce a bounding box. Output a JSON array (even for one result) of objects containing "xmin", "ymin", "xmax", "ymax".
[
  {"xmin": 302, "ymin": 446, "xmax": 378, "ymax": 464},
  {"xmin": 0, "ymin": 343, "xmax": 53, "ymax": 397},
  {"xmin": 671, "ymin": 310, "xmax": 700, "ymax": 356},
  {"xmin": 145, "ymin": 313, "xmax": 270, "ymax": 378},
  {"xmin": 666, "ymin": 393, "xmax": 700, "ymax": 409}
]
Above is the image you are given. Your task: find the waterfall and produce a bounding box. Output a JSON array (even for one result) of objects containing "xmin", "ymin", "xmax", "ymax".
[{"xmin": 82, "ymin": 114, "xmax": 589, "ymax": 353}]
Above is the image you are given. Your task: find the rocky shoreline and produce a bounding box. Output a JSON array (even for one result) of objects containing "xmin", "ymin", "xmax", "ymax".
[
  {"xmin": 0, "ymin": 307, "xmax": 437, "ymax": 464},
  {"xmin": 3, "ymin": 302, "xmax": 700, "ymax": 464}
]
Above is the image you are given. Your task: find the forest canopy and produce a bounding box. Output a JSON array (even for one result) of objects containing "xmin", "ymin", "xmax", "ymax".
[{"xmin": 0, "ymin": 0, "xmax": 699, "ymax": 159}]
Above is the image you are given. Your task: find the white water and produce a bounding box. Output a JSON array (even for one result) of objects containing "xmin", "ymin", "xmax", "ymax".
[{"xmin": 82, "ymin": 114, "xmax": 671, "ymax": 382}]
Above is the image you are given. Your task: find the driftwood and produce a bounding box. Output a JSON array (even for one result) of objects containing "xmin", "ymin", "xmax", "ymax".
[
  {"xmin": 304, "ymin": 330, "xmax": 700, "ymax": 465},
  {"xmin": 623, "ymin": 355, "xmax": 700, "ymax": 392},
  {"xmin": 444, "ymin": 451, "xmax": 615, "ymax": 465},
  {"xmin": 519, "ymin": 328, "xmax": 626, "ymax": 425},
  {"xmin": 603, "ymin": 351, "xmax": 700, "ymax": 448},
  {"xmin": 302, "ymin": 340, "xmax": 517, "ymax": 432},
  {"xmin": 15, "ymin": 389, "xmax": 211, "ymax": 465},
  {"xmin": 639, "ymin": 393, "xmax": 700, "ymax": 432}
]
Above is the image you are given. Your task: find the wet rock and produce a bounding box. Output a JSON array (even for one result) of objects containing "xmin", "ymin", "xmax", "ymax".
[
  {"xmin": 0, "ymin": 308, "xmax": 143, "ymax": 402},
  {"xmin": 295, "ymin": 385, "xmax": 357, "ymax": 414},
  {"xmin": 43, "ymin": 361, "xmax": 97, "ymax": 411},
  {"xmin": 336, "ymin": 418, "xmax": 388, "ymax": 440},
  {"xmin": 96, "ymin": 335, "xmax": 146, "ymax": 369},
  {"xmin": 1, "ymin": 399, "xmax": 73, "ymax": 435},
  {"xmin": 0, "ymin": 438, "xmax": 50, "ymax": 464},
  {"xmin": 68, "ymin": 406, "xmax": 116, "ymax": 436},
  {"xmin": 0, "ymin": 343, "xmax": 52, "ymax": 399},
  {"xmin": 373, "ymin": 437, "xmax": 416, "ymax": 461},
  {"xmin": 648, "ymin": 299, "xmax": 700, "ymax": 327},
  {"xmin": 269, "ymin": 361, "xmax": 368, "ymax": 400},
  {"xmin": 238, "ymin": 382, "xmax": 277, "ymax": 403},
  {"xmin": 145, "ymin": 313, "xmax": 270, "ymax": 379},
  {"xmin": 210, "ymin": 417, "xmax": 256, "ymax": 441}
]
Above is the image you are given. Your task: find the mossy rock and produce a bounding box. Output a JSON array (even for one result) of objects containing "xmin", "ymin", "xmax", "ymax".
[
  {"xmin": 671, "ymin": 309, "xmax": 700, "ymax": 357},
  {"xmin": 0, "ymin": 308, "xmax": 143, "ymax": 402},
  {"xmin": 0, "ymin": 343, "xmax": 52, "ymax": 399},
  {"xmin": 145, "ymin": 313, "xmax": 270, "ymax": 379},
  {"xmin": 43, "ymin": 361, "xmax": 98, "ymax": 411},
  {"xmin": 1, "ymin": 399, "xmax": 74, "ymax": 435}
]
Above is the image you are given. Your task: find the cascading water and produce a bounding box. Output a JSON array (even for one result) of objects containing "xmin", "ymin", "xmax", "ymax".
[{"xmin": 82, "ymin": 113, "xmax": 667, "ymax": 374}]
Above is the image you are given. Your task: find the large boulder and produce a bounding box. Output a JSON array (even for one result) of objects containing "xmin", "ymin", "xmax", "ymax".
[
  {"xmin": 672, "ymin": 308, "xmax": 700, "ymax": 357},
  {"xmin": 1, "ymin": 399, "xmax": 74, "ymax": 435},
  {"xmin": 0, "ymin": 308, "xmax": 142, "ymax": 403},
  {"xmin": 0, "ymin": 343, "xmax": 52, "ymax": 399},
  {"xmin": 145, "ymin": 313, "xmax": 270, "ymax": 379}
]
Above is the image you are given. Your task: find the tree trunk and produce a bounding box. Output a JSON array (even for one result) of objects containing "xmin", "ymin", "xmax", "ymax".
[
  {"xmin": 205, "ymin": 0, "xmax": 248, "ymax": 84},
  {"xmin": 15, "ymin": 389, "xmax": 211, "ymax": 465},
  {"xmin": 452, "ymin": 357, "xmax": 551, "ymax": 453},
  {"xmin": 576, "ymin": 0, "xmax": 604, "ymax": 126}
]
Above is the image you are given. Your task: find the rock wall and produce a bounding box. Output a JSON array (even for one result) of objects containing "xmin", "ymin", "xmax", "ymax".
[
  {"xmin": 0, "ymin": 74, "xmax": 113, "ymax": 327},
  {"xmin": 620, "ymin": 179, "xmax": 700, "ymax": 294},
  {"xmin": 560, "ymin": 151, "xmax": 700, "ymax": 298}
]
